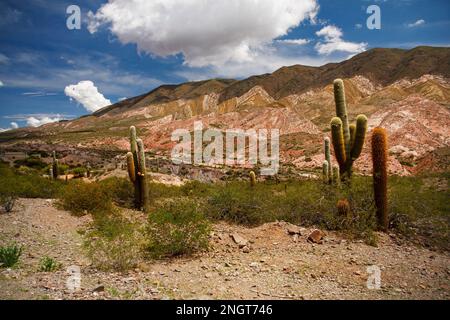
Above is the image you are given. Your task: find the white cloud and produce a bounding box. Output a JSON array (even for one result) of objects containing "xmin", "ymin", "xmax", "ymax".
[
  {"xmin": 407, "ymin": 19, "xmax": 425, "ymax": 28},
  {"xmin": 0, "ymin": 80, "xmax": 3, "ymax": 87},
  {"xmin": 64, "ymin": 80, "xmax": 112, "ymax": 112},
  {"xmin": 0, "ymin": 53, "xmax": 9, "ymax": 64},
  {"xmin": 26, "ymin": 116, "xmax": 63, "ymax": 128},
  {"xmin": 276, "ymin": 38, "xmax": 310, "ymax": 45},
  {"xmin": 10, "ymin": 122, "xmax": 18, "ymax": 129},
  {"xmin": 315, "ymin": 25, "xmax": 367, "ymax": 55},
  {"xmin": 355, "ymin": 23, "xmax": 363, "ymax": 29},
  {"xmin": 87, "ymin": 0, "xmax": 319, "ymax": 68}
]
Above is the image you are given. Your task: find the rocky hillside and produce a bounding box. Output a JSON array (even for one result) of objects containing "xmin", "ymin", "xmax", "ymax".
[{"xmin": 1, "ymin": 46, "xmax": 449, "ymax": 175}]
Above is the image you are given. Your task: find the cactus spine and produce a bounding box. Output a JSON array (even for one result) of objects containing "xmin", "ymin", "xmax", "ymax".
[
  {"xmin": 52, "ymin": 151, "xmax": 59, "ymax": 180},
  {"xmin": 330, "ymin": 79, "xmax": 368, "ymax": 179},
  {"xmin": 249, "ymin": 171, "xmax": 256, "ymax": 187},
  {"xmin": 324, "ymin": 137, "xmax": 332, "ymax": 184},
  {"xmin": 371, "ymin": 127, "xmax": 388, "ymax": 231},
  {"xmin": 127, "ymin": 126, "xmax": 149, "ymax": 211}
]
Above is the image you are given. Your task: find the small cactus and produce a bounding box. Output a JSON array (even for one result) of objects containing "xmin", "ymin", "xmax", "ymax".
[
  {"xmin": 371, "ymin": 127, "xmax": 388, "ymax": 231},
  {"xmin": 249, "ymin": 171, "xmax": 256, "ymax": 187},
  {"xmin": 337, "ymin": 199, "xmax": 350, "ymax": 217},
  {"xmin": 322, "ymin": 160, "xmax": 329, "ymax": 183},
  {"xmin": 330, "ymin": 79, "xmax": 368, "ymax": 179}
]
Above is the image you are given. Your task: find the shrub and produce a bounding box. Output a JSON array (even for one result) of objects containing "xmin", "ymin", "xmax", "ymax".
[
  {"xmin": 0, "ymin": 164, "xmax": 63, "ymax": 199},
  {"xmin": 0, "ymin": 195, "xmax": 17, "ymax": 213},
  {"xmin": 98, "ymin": 177, "xmax": 134, "ymax": 208},
  {"xmin": 83, "ymin": 210, "xmax": 143, "ymax": 271},
  {"xmin": 14, "ymin": 157, "xmax": 47, "ymax": 170},
  {"xmin": 71, "ymin": 167, "xmax": 87, "ymax": 178},
  {"xmin": 146, "ymin": 198, "xmax": 210, "ymax": 258},
  {"xmin": 0, "ymin": 243, "xmax": 22, "ymax": 268},
  {"xmin": 59, "ymin": 181, "xmax": 113, "ymax": 215},
  {"xmin": 38, "ymin": 256, "xmax": 61, "ymax": 272}
]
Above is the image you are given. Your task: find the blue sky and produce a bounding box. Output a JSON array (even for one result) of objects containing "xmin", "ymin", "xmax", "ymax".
[{"xmin": 0, "ymin": 0, "xmax": 449, "ymax": 130}]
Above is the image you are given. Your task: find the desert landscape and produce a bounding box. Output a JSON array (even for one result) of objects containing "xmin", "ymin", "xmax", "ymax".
[{"xmin": 1, "ymin": 46, "xmax": 449, "ymax": 300}]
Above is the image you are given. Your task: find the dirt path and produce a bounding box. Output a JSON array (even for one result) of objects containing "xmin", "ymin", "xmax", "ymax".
[{"xmin": 0, "ymin": 199, "xmax": 449, "ymax": 300}]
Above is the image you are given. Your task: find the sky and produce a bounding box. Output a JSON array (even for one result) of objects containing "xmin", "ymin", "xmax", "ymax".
[{"xmin": 0, "ymin": 0, "xmax": 449, "ymax": 131}]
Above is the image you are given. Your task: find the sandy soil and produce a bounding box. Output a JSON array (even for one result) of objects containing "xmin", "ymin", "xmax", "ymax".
[{"xmin": 0, "ymin": 199, "xmax": 449, "ymax": 300}]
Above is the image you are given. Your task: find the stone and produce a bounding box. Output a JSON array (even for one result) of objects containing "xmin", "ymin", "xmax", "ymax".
[
  {"xmin": 230, "ymin": 233, "xmax": 248, "ymax": 248},
  {"xmin": 308, "ymin": 229, "xmax": 325, "ymax": 244},
  {"xmin": 285, "ymin": 223, "xmax": 304, "ymax": 235}
]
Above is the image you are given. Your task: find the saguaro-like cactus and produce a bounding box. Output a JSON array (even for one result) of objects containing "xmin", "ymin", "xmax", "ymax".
[
  {"xmin": 249, "ymin": 171, "xmax": 256, "ymax": 187},
  {"xmin": 126, "ymin": 126, "xmax": 149, "ymax": 211},
  {"xmin": 371, "ymin": 127, "xmax": 388, "ymax": 231},
  {"xmin": 324, "ymin": 137, "xmax": 332, "ymax": 184},
  {"xmin": 330, "ymin": 79, "xmax": 368, "ymax": 179},
  {"xmin": 52, "ymin": 151, "xmax": 59, "ymax": 180}
]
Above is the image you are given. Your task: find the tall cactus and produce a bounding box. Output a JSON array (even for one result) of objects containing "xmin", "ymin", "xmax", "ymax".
[
  {"xmin": 52, "ymin": 151, "xmax": 59, "ymax": 180},
  {"xmin": 126, "ymin": 126, "xmax": 149, "ymax": 212},
  {"xmin": 330, "ymin": 79, "xmax": 368, "ymax": 179},
  {"xmin": 323, "ymin": 137, "xmax": 332, "ymax": 184},
  {"xmin": 129, "ymin": 126, "xmax": 141, "ymax": 209},
  {"xmin": 249, "ymin": 171, "xmax": 256, "ymax": 187},
  {"xmin": 371, "ymin": 127, "xmax": 388, "ymax": 231},
  {"xmin": 137, "ymin": 138, "xmax": 150, "ymax": 212}
]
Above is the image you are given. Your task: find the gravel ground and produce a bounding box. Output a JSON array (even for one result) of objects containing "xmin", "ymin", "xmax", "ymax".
[{"xmin": 0, "ymin": 198, "xmax": 449, "ymax": 300}]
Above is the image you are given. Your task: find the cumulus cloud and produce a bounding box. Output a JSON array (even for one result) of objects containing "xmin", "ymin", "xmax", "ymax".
[
  {"xmin": 64, "ymin": 80, "xmax": 112, "ymax": 112},
  {"xmin": 10, "ymin": 122, "xmax": 18, "ymax": 129},
  {"xmin": 26, "ymin": 116, "xmax": 63, "ymax": 127},
  {"xmin": 315, "ymin": 25, "xmax": 367, "ymax": 55},
  {"xmin": 87, "ymin": 0, "xmax": 319, "ymax": 68},
  {"xmin": 407, "ymin": 19, "xmax": 425, "ymax": 28},
  {"xmin": 276, "ymin": 38, "xmax": 310, "ymax": 45}
]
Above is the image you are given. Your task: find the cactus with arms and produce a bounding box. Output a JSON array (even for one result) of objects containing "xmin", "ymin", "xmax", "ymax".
[
  {"xmin": 126, "ymin": 126, "xmax": 149, "ymax": 211},
  {"xmin": 371, "ymin": 127, "xmax": 388, "ymax": 231},
  {"xmin": 330, "ymin": 79, "xmax": 368, "ymax": 179}
]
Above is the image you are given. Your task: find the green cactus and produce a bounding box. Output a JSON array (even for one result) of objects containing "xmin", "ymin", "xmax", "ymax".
[
  {"xmin": 137, "ymin": 138, "xmax": 150, "ymax": 212},
  {"xmin": 126, "ymin": 126, "xmax": 149, "ymax": 212},
  {"xmin": 322, "ymin": 160, "xmax": 329, "ymax": 183},
  {"xmin": 324, "ymin": 137, "xmax": 333, "ymax": 184},
  {"xmin": 330, "ymin": 79, "xmax": 368, "ymax": 179},
  {"xmin": 52, "ymin": 151, "xmax": 59, "ymax": 180},
  {"xmin": 129, "ymin": 126, "xmax": 141, "ymax": 209},
  {"xmin": 249, "ymin": 171, "xmax": 256, "ymax": 187},
  {"xmin": 371, "ymin": 127, "xmax": 388, "ymax": 231}
]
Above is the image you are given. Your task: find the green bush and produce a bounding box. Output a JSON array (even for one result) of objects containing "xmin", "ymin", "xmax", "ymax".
[
  {"xmin": 146, "ymin": 198, "xmax": 210, "ymax": 258},
  {"xmin": 14, "ymin": 157, "xmax": 47, "ymax": 170},
  {"xmin": 59, "ymin": 181, "xmax": 113, "ymax": 215},
  {"xmin": 0, "ymin": 164, "xmax": 63, "ymax": 199},
  {"xmin": 0, "ymin": 243, "xmax": 22, "ymax": 268},
  {"xmin": 71, "ymin": 167, "xmax": 87, "ymax": 178},
  {"xmin": 98, "ymin": 177, "xmax": 134, "ymax": 208},
  {"xmin": 84, "ymin": 210, "xmax": 143, "ymax": 271},
  {"xmin": 38, "ymin": 256, "xmax": 61, "ymax": 272}
]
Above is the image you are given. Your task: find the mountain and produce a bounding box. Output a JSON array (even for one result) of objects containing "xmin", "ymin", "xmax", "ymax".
[{"xmin": 1, "ymin": 46, "xmax": 449, "ymax": 176}]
